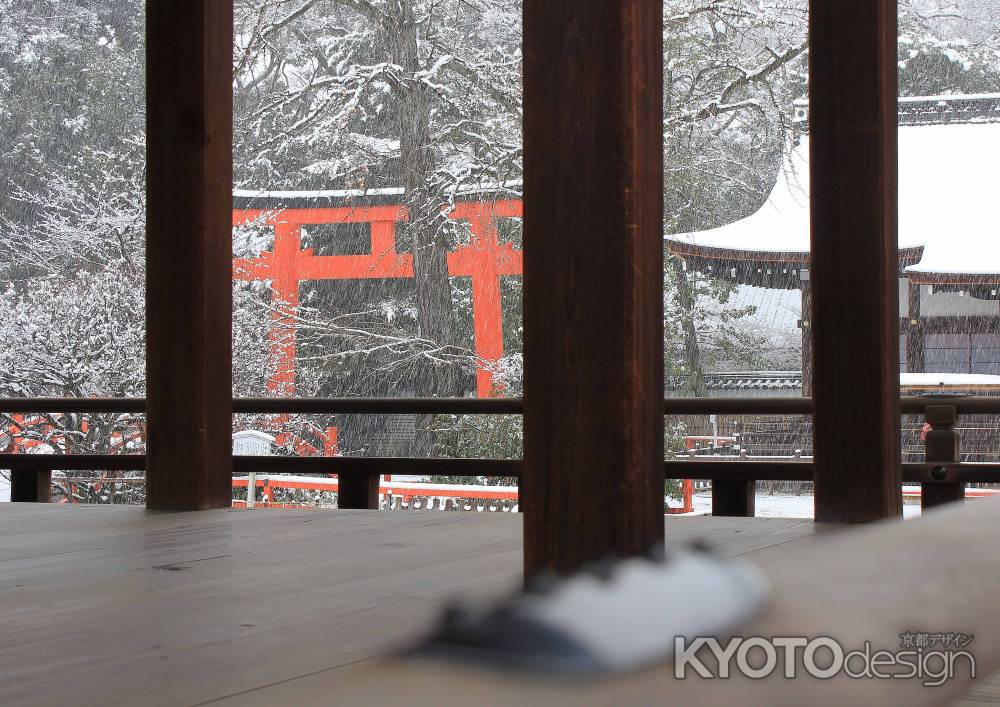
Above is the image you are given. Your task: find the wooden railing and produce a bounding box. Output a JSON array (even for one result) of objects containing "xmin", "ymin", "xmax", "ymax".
[{"xmin": 0, "ymin": 395, "xmax": 991, "ymax": 512}]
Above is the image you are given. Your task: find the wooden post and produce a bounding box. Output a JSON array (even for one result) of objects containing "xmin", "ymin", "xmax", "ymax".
[
  {"xmin": 145, "ymin": 1, "xmax": 234, "ymax": 510},
  {"xmin": 523, "ymin": 1, "xmax": 664, "ymax": 576},
  {"xmin": 712, "ymin": 439, "xmax": 754, "ymax": 517},
  {"xmin": 800, "ymin": 270, "xmax": 813, "ymax": 397},
  {"xmin": 809, "ymin": 0, "xmax": 902, "ymax": 522},
  {"xmin": 338, "ymin": 473, "xmax": 379, "ymax": 510},
  {"xmin": 10, "ymin": 468, "xmax": 51, "ymax": 503},
  {"xmin": 922, "ymin": 404, "xmax": 964, "ymax": 508},
  {"xmin": 712, "ymin": 479, "xmax": 755, "ymax": 517},
  {"xmin": 906, "ymin": 281, "xmax": 925, "ymax": 373}
]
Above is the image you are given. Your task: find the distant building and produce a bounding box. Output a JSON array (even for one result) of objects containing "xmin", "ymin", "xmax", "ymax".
[{"xmin": 668, "ymin": 94, "xmax": 1000, "ymax": 395}]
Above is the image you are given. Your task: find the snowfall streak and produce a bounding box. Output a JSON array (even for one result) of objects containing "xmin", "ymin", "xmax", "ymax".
[{"xmin": 232, "ymin": 197, "xmax": 523, "ymax": 398}]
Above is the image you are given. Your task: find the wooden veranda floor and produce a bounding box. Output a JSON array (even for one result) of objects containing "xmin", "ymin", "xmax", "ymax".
[{"xmin": 0, "ymin": 503, "xmax": 996, "ymax": 706}]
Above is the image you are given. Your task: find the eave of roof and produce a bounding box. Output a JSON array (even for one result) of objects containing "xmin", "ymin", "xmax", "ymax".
[{"xmin": 666, "ymin": 96, "xmax": 1000, "ymax": 284}]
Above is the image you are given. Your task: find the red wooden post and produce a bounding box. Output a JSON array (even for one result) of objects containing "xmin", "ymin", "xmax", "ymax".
[
  {"xmin": 146, "ymin": 0, "xmax": 234, "ymax": 510},
  {"xmin": 448, "ymin": 200, "xmax": 524, "ymax": 396},
  {"xmin": 266, "ymin": 222, "xmax": 304, "ymax": 397},
  {"xmin": 523, "ymin": 0, "xmax": 664, "ymax": 576},
  {"xmin": 809, "ymin": 0, "xmax": 902, "ymax": 522}
]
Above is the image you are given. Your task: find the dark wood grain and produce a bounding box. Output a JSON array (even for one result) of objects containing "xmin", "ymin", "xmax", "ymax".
[
  {"xmin": 145, "ymin": 1, "xmax": 233, "ymax": 510},
  {"xmin": 522, "ymin": 0, "xmax": 664, "ymax": 576},
  {"xmin": 800, "ymin": 274, "xmax": 813, "ymax": 397},
  {"xmin": 336, "ymin": 472, "xmax": 380, "ymax": 509},
  {"xmin": 922, "ymin": 404, "xmax": 965, "ymax": 508},
  {"xmin": 906, "ymin": 282, "xmax": 925, "ymax": 372},
  {"xmin": 711, "ymin": 479, "xmax": 755, "ymax": 517},
  {"xmin": 809, "ymin": 0, "xmax": 902, "ymax": 522},
  {"xmin": 9, "ymin": 469, "xmax": 51, "ymax": 503}
]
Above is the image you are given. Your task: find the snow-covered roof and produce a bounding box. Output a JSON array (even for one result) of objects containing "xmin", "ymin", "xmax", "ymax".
[{"xmin": 668, "ymin": 97, "xmax": 1000, "ymax": 280}]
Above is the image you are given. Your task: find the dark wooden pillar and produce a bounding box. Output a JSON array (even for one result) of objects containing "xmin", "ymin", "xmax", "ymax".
[
  {"xmin": 906, "ymin": 281, "xmax": 925, "ymax": 372},
  {"xmin": 799, "ymin": 270, "xmax": 813, "ymax": 397},
  {"xmin": 145, "ymin": 1, "xmax": 234, "ymax": 510},
  {"xmin": 523, "ymin": 1, "xmax": 664, "ymax": 576},
  {"xmin": 712, "ymin": 479, "xmax": 755, "ymax": 517},
  {"xmin": 10, "ymin": 469, "xmax": 51, "ymax": 503},
  {"xmin": 922, "ymin": 404, "xmax": 965, "ymax": 508},
  {"xmin": 810, "ymin": 0, "xmax": 902, "ymax": 522},
  {"xmin": 338, "ymin": 473, "xmax": 379, "ymax": 510}
]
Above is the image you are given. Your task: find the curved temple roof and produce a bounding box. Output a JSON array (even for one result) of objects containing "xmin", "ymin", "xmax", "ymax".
[{"xmin": 667, "ymin": 95, "xmax": 1000, "ymax": 285}]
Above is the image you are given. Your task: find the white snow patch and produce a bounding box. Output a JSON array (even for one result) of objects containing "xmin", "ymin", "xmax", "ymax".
[
  {"xmin": 901, "ymin": 372, "xmax": 1000, "ymax": 387},
  {"xmin": 688, "ymin": 492, "xmax": 923, "ymax": 519},
  {"xmin": 234, "ymin": 187, "xmax": 405, "ymax": 200}
]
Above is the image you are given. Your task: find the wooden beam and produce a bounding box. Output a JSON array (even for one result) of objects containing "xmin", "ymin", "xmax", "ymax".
[
  {"xmin": 145, "ymin": 1, "xmax": 234, "ymax": 510},
  {"xmin": 522, "ymin": 1, "xmax": 664, "ymax": 576},
  {"xmin": 809, "ymin": 0, "xmax": 902, "ymax": 522}
]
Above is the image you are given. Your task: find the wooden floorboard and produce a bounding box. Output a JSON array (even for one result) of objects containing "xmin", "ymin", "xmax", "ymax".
[
  {"xmin": 0, "ymin": 504, "xmax": 824, "ymax": 706},
  {"xmin": 243, "ymin": 501, "xmax": 1000, "ymax": 707}
]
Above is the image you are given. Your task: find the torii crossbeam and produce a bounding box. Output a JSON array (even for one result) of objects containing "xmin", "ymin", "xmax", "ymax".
[{"xmin": 232, "ymin": 197, "xmax": 523, "ymax": 398}]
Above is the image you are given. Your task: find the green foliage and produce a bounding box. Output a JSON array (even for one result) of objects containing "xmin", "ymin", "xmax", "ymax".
[{"xmin": 432, "ymin": 413, "xmax": 520, "ymax": 460}]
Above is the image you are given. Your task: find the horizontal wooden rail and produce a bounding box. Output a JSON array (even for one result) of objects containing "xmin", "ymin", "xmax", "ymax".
[
  {"xmin": 665, "ymin": 460, "xmax": 812, "ymax": 481},
  {"xmin": 663, "ymin": 397, "xmax": 813, "ymax": 415},
  {"xmin": 4, "ymin": 395, "xmax": 1000, "ymax": 416},
  {"xmin": 0, "ymin": 398, "xmax": 146, "ymax": 414},
  {"xmin": 899, "ymin": 396, "xmax": 1000, "ymax": 415},
  {"xmin": 664, "ymin": 396, "xmax": 1000, "ymax": 416},
  {"xmin": 234, "ymin": 456, "xmax": 521, "ymax": 476},
  {"xmin": 0, "ymin": 397, "xmax": 521, "ymax": 415},
  {"xmin": 7, "ymin": 455, "xmax": 1000, "ymax": 487},
  {"xmin": 0, "ymin": 454, "xmax": 145, "ymax": 471},
  {"xmin": 233, "ymin": 398, "xmax": 523, "ymax": 415},
  {"xmin": 1, "ymin": 455, "xmax": 810, "ymax": 481},
  {"xmin": 0, "ymin": 453, "xmax": 520, "ymax": 477},
  {"xmin": 903, "ymin": 462, "xmax": 1000, "ymax": 484}
]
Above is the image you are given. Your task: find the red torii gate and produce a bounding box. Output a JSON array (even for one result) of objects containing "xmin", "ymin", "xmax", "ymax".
[{"xmin": 232, "ymin": 197, "xmax": 523, "ymax": 398}]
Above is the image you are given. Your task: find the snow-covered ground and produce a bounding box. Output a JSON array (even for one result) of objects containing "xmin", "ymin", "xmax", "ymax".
[{"xmin": 687, "ymin": 492, "xmax": 922, "ymax": 519}]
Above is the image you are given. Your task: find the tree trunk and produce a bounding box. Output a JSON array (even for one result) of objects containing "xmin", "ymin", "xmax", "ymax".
[
  {"xmin": 383, "ymin": 0, "xmax": 464, "ymax": 454},
  {"xmin": 672, "ymin": 259, "xmax": 706, "ymax": 396}
]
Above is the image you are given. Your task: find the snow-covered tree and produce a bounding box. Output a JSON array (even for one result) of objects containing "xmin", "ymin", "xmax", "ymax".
[{"xmin": 234, "ymin": 0, "xmax": 521, "ymax": 403}]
